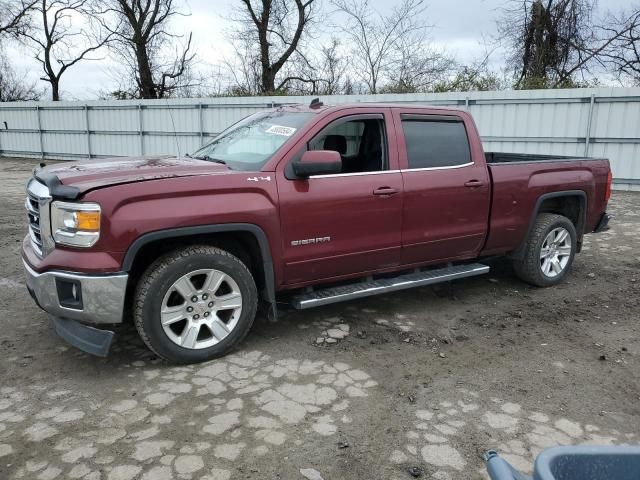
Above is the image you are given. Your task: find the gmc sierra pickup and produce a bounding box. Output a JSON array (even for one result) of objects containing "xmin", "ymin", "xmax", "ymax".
[{"xmin": 22, "ymin": 101, "xmax": 613, "ymax": 363}]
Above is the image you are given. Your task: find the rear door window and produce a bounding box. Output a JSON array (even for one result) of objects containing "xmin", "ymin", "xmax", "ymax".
[{"xmin": 401, "ymin": 118, "xmax": 472, "ymax": 169}]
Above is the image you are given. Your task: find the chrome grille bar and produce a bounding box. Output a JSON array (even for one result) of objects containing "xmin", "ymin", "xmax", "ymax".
[
  {"xmin": 29, "ymin": 228, "xmax": 43, "ymax": 253},
  {"xmin": 25, "ymin": 178, "xmax": 52, "ymax": 257},
  {"xmin": 25, "ymin": 197, "xmax": 38, "ymax": 214}
]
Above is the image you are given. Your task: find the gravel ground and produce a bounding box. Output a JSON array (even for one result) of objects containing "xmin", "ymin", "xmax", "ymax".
[{"xmin": 0, "ymin": 157, "xmax": 639, "ymax": 480}]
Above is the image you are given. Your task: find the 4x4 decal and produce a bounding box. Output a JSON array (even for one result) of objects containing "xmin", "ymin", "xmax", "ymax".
[{"xmin": 247, "ymin": 176, "xmax": 272, "ymax": 182}]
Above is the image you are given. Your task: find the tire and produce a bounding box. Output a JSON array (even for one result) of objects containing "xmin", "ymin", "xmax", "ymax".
[
  {"xmin": 512, "ymin": 213, "xmax": 577, "ymax": 287},
  {"xmin": 134, "ymin": 245, "xmax": 258, "ymax": 364}
]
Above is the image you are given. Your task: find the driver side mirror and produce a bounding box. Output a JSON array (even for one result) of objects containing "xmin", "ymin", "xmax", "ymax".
[{"xmin": 293, "ymin": 150, "xmax": 342, "ymax": 178}]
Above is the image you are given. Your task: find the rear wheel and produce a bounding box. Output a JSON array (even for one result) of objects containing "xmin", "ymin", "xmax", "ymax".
[
  {"xmin": 134, "ymin": 245, "xmax": 258, "ymax": 364},
  {"xmin": 513, "ymin": 213, "xmax": 577, "ymax": 287}
]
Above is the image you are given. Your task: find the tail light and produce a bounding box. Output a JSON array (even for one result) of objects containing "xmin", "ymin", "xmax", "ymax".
[{"xmin": 605, "ymin": 170, "xmax": 612, "ymax": 202}]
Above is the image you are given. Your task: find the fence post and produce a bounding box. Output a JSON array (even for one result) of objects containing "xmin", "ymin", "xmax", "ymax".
[
  {"xmin": 465, "ymin": 96, "xmax": 470, "ymax": 110},
  {"xmin": 138, "ymin": 104, "xmax": 144, "ymax": 155},
  {"xmin": 584, "ymin": 93, "xmax": 596, "ymax": 156},
  {"xmin": 198, "ymin": 103, "xmax": 204, "ymax": 145},
  {"xmin": 84, "ymin": 105, "xmax": 91, "ymax": 158},
  {"xmin": 36, "ymin": 106, "xmax": 44, "ymax": 159}
]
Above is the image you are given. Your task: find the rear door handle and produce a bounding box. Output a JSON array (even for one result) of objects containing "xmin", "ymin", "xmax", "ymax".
[
  {"xmin": 373, "ymin": 186, "xmax": 398, "ymax": 196},
  {"xmin": 464, "ymin": 180, "xmax": 484, "ymax": 188}
]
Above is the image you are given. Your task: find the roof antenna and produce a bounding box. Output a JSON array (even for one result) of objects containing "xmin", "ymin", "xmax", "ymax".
[
  {"xmin": 164, "ymin": 99, "xmax": 181, "ymax": 159},
  {"xmin": 309, "ymin": 97, "xmax": 323, "ymax": 109}
]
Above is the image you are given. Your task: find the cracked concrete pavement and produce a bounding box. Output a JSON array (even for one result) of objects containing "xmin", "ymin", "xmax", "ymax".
[{"xmin": 0, "ymin": 157, "xmax": 639, "ymax": 479}]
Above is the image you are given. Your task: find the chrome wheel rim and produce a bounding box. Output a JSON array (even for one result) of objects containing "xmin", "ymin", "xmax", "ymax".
[
  {"xmin": 540, "ymin": 227, "xmax": 572, "ymax": 278},
  {"xmin": 160, "ymin": 269, "xmax": 243, "ymax": 349}
]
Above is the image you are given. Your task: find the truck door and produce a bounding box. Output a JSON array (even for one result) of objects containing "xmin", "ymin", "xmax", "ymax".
[
  {"xmin": 276, "ymin": 109, "xmax": 403, "ymax": 285},
  {"xmin": 393, "ymin": 109, "xmax": 491, "ymax": 264}
]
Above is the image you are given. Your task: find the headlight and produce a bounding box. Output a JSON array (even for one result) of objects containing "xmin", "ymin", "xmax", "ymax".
[{"xmin": 51, "ymin": 201, "xmax": 101, "ymax": 247}]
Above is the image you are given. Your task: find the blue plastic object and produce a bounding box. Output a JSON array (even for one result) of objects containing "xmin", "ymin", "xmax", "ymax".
[
  {"xmin": 484, "ymin": 450, "xmax": 532, "ymax": 480},
  {"xmin": 485, "ymin": 446, "xmax": 640, "ymax": 480}
]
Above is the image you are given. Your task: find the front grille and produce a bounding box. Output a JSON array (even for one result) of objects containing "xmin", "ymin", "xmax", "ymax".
[
  {"xmin": 25, "ymin": 179, "xmax": 51, "ymax": 257},
  {"xmin": 25, "ymin": 194, "xmax": 43, "ymax": 254}
]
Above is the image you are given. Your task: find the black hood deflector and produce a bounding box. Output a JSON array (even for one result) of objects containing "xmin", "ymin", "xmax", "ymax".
[{"xmin": 34, "ymin": 168, "xmax": 81, "ymax": 200}]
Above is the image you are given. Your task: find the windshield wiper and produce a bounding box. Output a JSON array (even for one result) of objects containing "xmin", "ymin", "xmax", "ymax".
[{"xmin": 194, "ymin": 155, "xmax": 227, "ymax": 165}]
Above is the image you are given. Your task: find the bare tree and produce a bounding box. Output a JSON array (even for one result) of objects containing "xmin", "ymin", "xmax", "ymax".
[
  {"xmin": 498, "ymin": 0, "xmax": 580, "ymax": 88},
  {"xmin": 0, "ymin": 0, "xmax": 37, "ymax": 37},
  {"xmin": 382, "ymin": 21, "xmax": 453, "ymax": 93},
  {"xmin": 432, "ymin": 55, "xmax": 505, "ymax": 92},
  {"xmin": 0, "ymin": 1, "xmax": 40, "ymax": 102},
  {"xmin": 599, "ymin": 6, "xmax": 640, "ymax": 85},
  {"xmin": 223, "ymin": 30, "xmax": 263, "ymax": 95},
  {"xmin": 332, "ymin": 0, "xmax": 447, "ymax": 94},
  {"xmin": 499, "ymin": 0, "xmax": 611, "ymax": 88},
  {"xmin": 230, "ymin": 0, "xmax": 319, "ymax": 94},
  {"xmin": 270, "ymin": 37, "xmax": 352, "ymax": 95},
  {"xmin": 499, "ymin": 0, "xmax": 640, "ymax": 89},
  {"xmin": 274, "ymin": 58, "xmax": 322, "ymax": 94},
  {"xmin": 17, "ymin": 0, "xmax": 112, "ymax": 100},
  {"xmin": 315, "ymin": 38, "xmax": 348, "ymax": 94},
  {"xmin": 0, "ymin": 48, "xmax": 42, "ymax": 101},
  {"xmin": 101, "ymin": 0, "xmax": 195, "ymax": 99}
]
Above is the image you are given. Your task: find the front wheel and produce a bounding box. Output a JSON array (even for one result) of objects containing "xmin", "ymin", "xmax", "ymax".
[
  {"xmin": 134, "ymin": 245, "xmax": 258, "ymax": 364},
  {"xmin": 512, "ymin": 213, "xmax": 577, "ymax": 287}
]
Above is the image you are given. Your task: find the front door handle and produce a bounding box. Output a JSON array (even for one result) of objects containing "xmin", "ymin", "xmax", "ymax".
[
  {"xmin": 464, "ymin": 180, "xmax": 484, "ymax": 188},
  {"xmin": 373, "ymin": 187, "xmax": 398, "ymax": 196}
]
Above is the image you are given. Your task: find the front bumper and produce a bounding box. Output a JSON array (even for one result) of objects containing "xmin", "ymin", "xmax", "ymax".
[{"xmin": 23, "ymin": 259, "xmax": 128, "ymax": 325}]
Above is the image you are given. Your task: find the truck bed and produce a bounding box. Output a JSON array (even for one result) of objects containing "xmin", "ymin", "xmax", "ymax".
[{"xmin": 481, "ymin": 154, "xmax": 611, "ymax": 257}]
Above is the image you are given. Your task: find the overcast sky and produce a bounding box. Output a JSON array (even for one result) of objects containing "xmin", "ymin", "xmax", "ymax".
[{"xmin": 4, "ymin": 0, "xmax": 633, "ymax": 100}]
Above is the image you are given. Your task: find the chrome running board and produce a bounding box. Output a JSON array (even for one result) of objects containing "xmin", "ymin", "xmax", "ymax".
[{"xmin": 291, "ymin": 263, "xmax": 489, "ymax": 309}]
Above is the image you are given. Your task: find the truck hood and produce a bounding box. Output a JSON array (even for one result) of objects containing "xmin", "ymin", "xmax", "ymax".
[{"xmin": 37, "ymin": 155, "xmax": 234, "ymax": 197}]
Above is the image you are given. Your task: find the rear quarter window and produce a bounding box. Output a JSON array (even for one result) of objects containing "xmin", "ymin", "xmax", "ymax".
[{"xmin": 402, "ymin": 119, "xmax": 472, "ymax": 169}]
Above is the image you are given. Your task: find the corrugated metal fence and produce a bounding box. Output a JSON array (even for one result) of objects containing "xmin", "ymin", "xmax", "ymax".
[{"xmin": 0, "ymin": 88, "xmax": 639, "ymax": 190}]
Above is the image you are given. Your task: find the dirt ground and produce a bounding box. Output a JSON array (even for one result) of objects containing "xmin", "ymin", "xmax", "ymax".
[{"xmin": 0, "ymin": 156, "xmax": 638, "ymax": 480}]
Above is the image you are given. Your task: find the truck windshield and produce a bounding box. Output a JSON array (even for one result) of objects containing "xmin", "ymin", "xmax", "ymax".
[{"xmin": 191, "ymin": 111, "xmax": 314, "ymax": 171}]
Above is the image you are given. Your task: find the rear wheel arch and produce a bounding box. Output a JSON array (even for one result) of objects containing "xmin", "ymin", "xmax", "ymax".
[
  {"xmin": 122, "ymin": 224, "xmax": 276, "ymax": 316},
  {"xmin": 512, "ymin": 190, "xmax": 587, "ymax": 259}
]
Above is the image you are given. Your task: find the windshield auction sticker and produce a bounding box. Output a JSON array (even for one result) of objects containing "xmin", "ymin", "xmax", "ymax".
[{"xmin": 266, "ymin": 125, "xmax": 297, "ymax": 136}]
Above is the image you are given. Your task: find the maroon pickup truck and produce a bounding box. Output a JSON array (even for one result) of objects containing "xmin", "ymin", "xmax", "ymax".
[{"xmin": 22, "ymin": 101, "xmax": 612, "ymax": 363}]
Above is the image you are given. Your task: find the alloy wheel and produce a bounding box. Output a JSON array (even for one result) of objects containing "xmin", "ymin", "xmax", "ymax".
[
  {"xmin": 160, "ymin": 268, "xmax": 243, "ymax": 349},
  {"xmin": 540, "ymin": 227, "xmax": 572, "ymax": 278}
]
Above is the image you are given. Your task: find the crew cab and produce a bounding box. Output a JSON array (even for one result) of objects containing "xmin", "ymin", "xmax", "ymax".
[{"xmin": 22, "ymin": 101, "xmax": 613, "ymax": 363}]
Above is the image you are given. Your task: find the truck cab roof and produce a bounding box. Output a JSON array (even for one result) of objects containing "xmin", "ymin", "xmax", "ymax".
[{"xmin": 278, "ymin": 102, "xmax": 467, "ymax": 115}]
